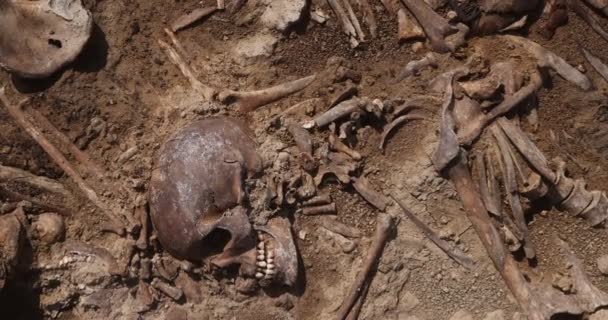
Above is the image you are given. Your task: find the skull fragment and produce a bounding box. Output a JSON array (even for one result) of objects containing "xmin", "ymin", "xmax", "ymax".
[{"xmin": 149, "ymin": 117, "xmax": 298, "ymax": 286}]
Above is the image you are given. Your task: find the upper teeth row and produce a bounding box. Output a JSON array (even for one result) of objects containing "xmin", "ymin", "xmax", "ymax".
[{"xmin": 255, "ymin": 232, "xmax": 276, "ymax": 280}]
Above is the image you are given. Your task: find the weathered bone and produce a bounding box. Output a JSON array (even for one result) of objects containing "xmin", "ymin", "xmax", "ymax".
[
  {"xmin": 288, "ymin": 122, "xmax": 317, "ymax": 171},
  {"xmin": 540, "ymin": 0, "xmax": 568, "ymax": 40},
  {"xmin": 356, "ymin": 0, "xmax": 378, "ymax": 37},
  {"xmin": 582, "ymin": 47, "xmax": 608, "ymax": 84},
  {"xmin": 303, "ymin": 193, "xmax": 333, "ymax": 207},
  {"xmin": 392, "ymin": 195, "xmax": 476, "ymax": 269},
  {"xmin": 327, "ymin": 0, "xmax": 360, "ymax": 47},
  {"xmin": 219, "ymin": 75, "xmax": 316, "ymax": 113},
  {"xmin": 0, "ymin": 0, "xmax": 93, "ymax": 78},
  {"xmin": 500, "ymin": 15, "xmax": 528, "ymax": 33},
  {"xmin": 152, "ymin": 278, "xmax": 184, "ymax": 301},
  {"xmin": 401, "ymin": 0, "xmax": 458, "ymax": 53},
  {"xmin": 312, "ymin": 97, "xmax": 365, "ymax": 128},
  {"xmin": 479, "ymin": 0, "xmax": 539, "ymax": 13},
  {"xmin": 351, "ymin": 176, "xmax": 388, "ymax": 211},
  {"xmin": 473, "ymin": 152, "xmax": 502, "ymax": 217},
  {"xmin": 336, "ymin": 214, "xmax": 393, "ymax": 320},
  {"xmin": 460, "ymin": 62, "xmax": 522, "ymax": 100},
  {"xmin": 136, "ymin": 206, "xmax": 149, "ymax": 251},
  {"xmin": 0, "ymin": 209, "xmax": 26, "ymax": 292},
  {"xmin": 321, "ymin": 217, "xmax": 362, "ymax": 238},
  {"xmin": 569, "ymin": 0, "xmax": 608, "ymax": 44},
  {"xmin": 343, "ymin": 0, "xmax": 366, "ymax": 42},
  {"xmin": 397, "ymin": 6, "xmax": 425, "ymax": 41},
  {"xmin": 504, "ymin": 36, "xmax": 593, "ymax": 91},
  {"xmin": 490, "ymin": 125, "xmax": 536, "ymax": 259},
  {"xmin": 394, "ymin": 52, "xmax": 439, "ymax": 83},
  {"xmin": 330, "ymin": 132, "xmax": 362, "ymax": 160},
  {"xmin": 0, "ymin": 165, "xmax": 69, "ymax": 198},
  {"xmin": 457, "ymin": 71, "xmax": 543, "ymax": 146},
  {"xmin": 171, "ymin": 6, "xmax": 217, "ymax": 32},
  {"xmin": 302, "ymin": 203, "xmax": 337, "ymax": 215}
]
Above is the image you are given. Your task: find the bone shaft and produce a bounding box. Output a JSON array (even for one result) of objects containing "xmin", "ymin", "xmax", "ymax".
[
  {"xmin": 152, "ymin": 279, "xmax": 183, "ymax": 301},
  {"xmin": 583, "ymin": 48, "xmax": 608, "ymax": 84},
  {"xmin": 315, "ymin": 99, "xmax": 363, "ymax": 127},
  {"xmin": 0, "ymin": 164, "xmax": 69, "ymax": 197},
  {"xmin": 327, "ymin": 0, "xmax": 358, "ymax": 38},
  {"xmin": 336, "ymin": 214, "xmax": 393, "ymax": 320},
  {"xmin": 356, "ymin": 0, "xmax": 378, "ymax": 37},
  {"xmin": 136, "ymin": 207, "xmax": 149, "ymax": 250},
  {"xmin": 342, "ymin": 0, "xmax": 366, "ymax": 41},
  {"xmin": 447, "ymin": 159, "xmax": 542, "ymax": 319},
  {"xmin": 303, "ymin": 194, "xmax": 332, "ymax": 206}
]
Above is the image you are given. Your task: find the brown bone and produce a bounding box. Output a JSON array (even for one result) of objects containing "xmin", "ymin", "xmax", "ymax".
[{"xmin": 400, "ymin": 0, "xmax": 458, "ymax": 53}]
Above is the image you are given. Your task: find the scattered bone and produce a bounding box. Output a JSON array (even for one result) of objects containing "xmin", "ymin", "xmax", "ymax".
[
  {"xmin": 432, "ymin": 71, "xmax": 462, "ymax": 172},
  {"xmin": 219, "ymin": 75, "xmax": 316, "ymax": 112},
  {"xmin": 569, "ymin": 0, "xmax": 608, "ymax": 44},
  {"xmin": 327, "ymin": 0, "xmax": 360, "ymax": 47},
  {"xmin": 356, "ymin": 0, "xmax": 378, "ymax": 37},
  {"xmin": 352, "ymin": 176, "xmax": 388, "ymax": 211},
  {"xmin": 397, "ymin": 7, "xmax": 425, "ymax": 41},
  {"xmin": 329, "ymin": 84, "xmax": 359, "ymax": 109},
  {"xmin": 329, "ymin": 132, "xmax": 361, "ymax": 160},
  {"xmin": 0, "ymin": 88, "xmax": 128, "ymax": 230},
  {"xmin": 32, "ymin": 213, "xmax": 65, "ymax": 245},
  {"xmin": 336, "ymin": 214, "xmax": 393, "ymax": 320},
  {"xmin": 0, "ymin": 0, "xmax": 93, "ymax": 78},
  {"xmin": 312, "ymin": 97, "xmax": 365, "ymax": 128},
  {"xmin": 158, "ymin": 37, "xmax": 215, "ymax": 101},
  {"xmin": 321, "ymin": 217, "xmax": 362, "ymax": 238},
  {"xmin": 303, "ymin": 193, "xmax": 332, "ymax": 207},
  {"xmin": 152, "ymin": 278, "xmax": 184, "ymax": 301},
  {"xmin": 380, "ymin": 114, "xmax": 428, "ymax": 151},
  {"xmin": 118, "ymin": 146, "xmax": 139, "ymax": 164},
  {"xmin": 136, "ymin": 206, "xmax": 149, "ymax": 251},
  {"xmin": 170, "ymin": 6, "xmax": 217, "ymax": 32},
  {"xmin": 0, "ymin": 165, "xmax": 69, "ymax": 198},
  {"xmin": 302, "ymin": 203, "xmax": 337, "ymax": 215},
  {"xmin": 343, "ymin": 0, "xmax": 366, "ymax": 42},
  {"xmin": 394, "ymin": 52, "xmax": 439, "ymax": 83},
  {"xmin": 392, "ymin": 195, "xmax": 476, "ymax": 270},
  {"xmin": 505, "ymin": 36, "xmax": 593, "ymax": 91},
  {"xmin": 64, "ymin": 241, "xmax": 122, "ymax": 276},
  {"xmin": 135, "ymin": 281, "xmax": 156, "ymax": 313},
  {"xmin": 287, "ymin": 122, "xmax": 316, "ymax": 171},
  {"xmin": 335, "ymin": 67, "xmax": 362, "ymax": 84},
  {"xmin": 583, "ymin": 47, "xmax": 608, "ymax": 84},
  {"xmin": 297, "ymin": 172, "xmax": 317, "ymax": 200},
  {"xmin": 457, "ymin": 71, "xmax": 543, "ymax": 146},
  {"xmin": 474, "ymin": 152, "xmax": 502, "ymax": 216},
  {"xmin": 401, "ymin": 0, "xmax": 458, "ymax": 53},
  {"xmin": 175, "ymin": 272, "xmax": 202, "ymax": 304}
]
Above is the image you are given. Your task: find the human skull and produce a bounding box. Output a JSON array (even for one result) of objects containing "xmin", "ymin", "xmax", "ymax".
[{"xmin": 149, "ymin": 117, "xmax": 298, "ymax": 286}]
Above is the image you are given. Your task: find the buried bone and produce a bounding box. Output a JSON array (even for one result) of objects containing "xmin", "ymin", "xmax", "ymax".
[{"xmin": 401, "ymin": 0, "xmax": 459, "ymax": 53}]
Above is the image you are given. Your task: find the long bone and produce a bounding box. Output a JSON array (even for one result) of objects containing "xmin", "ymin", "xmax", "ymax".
[
  {"xmin": 400, "ymin": 0, "xmax": 458, "ymax": 53},
  {"xmin": 397, "ymin": 5, "xmax": 425, "ymax": 41},
  {"xmin": 327, "ymin": 0, "xmax": 360, "ymax": 47},
  {"xmin": 394, "ymin": 52, "xmax": 439, "ymax": 83},
  {"xmin": 582, "ymin": 47, "xmax": 608, "ymax": 84},
  {"xmin": 343, "ymin": 0, "xmax": 366, "ymax": 42},
  {"xmin": 504, "ymin": 36, "xmax": 593, "ymax": 91}
]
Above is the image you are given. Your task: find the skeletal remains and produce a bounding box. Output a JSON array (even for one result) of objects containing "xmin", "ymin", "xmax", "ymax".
[{"xmin": 3, "ymin": 0, "xmax": 608, "ymax": 319}]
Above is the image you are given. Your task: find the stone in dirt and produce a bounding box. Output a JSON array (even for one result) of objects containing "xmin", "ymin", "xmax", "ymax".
[
  {"xmin": 450, "ymin": 309, "xmax": 475, "ymax": 320},
  {"xmin": 597, "ymin": 254, "xmax": 608, "ymax": 275},
  {"xmin": 260, "ymin": 0, "xmax": 306, "ymax": 32},
  {"xmin": 399, "ymin": 291, "xmax": 420, "ymax": 312},
  {"xmin": 234, "ymin": 33, "xmax": 278, "ymax": 62}
]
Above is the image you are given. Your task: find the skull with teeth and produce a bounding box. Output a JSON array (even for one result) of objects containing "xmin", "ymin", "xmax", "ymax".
[{"xmin": 149, "ymin": 117, "xmax": 298, "ymax": 287}]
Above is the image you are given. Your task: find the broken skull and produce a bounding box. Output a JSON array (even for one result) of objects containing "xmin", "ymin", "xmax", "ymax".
[{"xmin": 149, "ymin": 117, "xmax": 298, "ymax": 287}]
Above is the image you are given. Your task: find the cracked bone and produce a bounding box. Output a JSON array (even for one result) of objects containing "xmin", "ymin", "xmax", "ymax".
[
  {"xmin": 152, "ymin": 278, "xmax": 184, "ymax": 301},
  {"xmin": 219, "ymin": 74, "xmax": 316, "ymax": 113},
  {"xmin": 398, "ymin": 6, "xmax": 425, "ymax": 41},
  {"xmin": 505, "ymin": 36, "xmax": 593, "ymax": 91},
  {"xmin": 569, "ymin": 0, "xmax": 608, "ymax": 43},
  {"xmin": 474, "ymin": 151, "xmax": 502, "ymax": 217},
  {"xmin": 327, "ymin": 0, "xmax": 360, "ymax": 47},
  {"xmin": 583, "ymin": 47, "xmax": 608, "ymax": 85},
  {"xmin": 394, "ymin": 52, "xmax": 439, "ymax": 83},
  {"xmin": 401, "ymin": 0, "xmax": 458, "ymax": 53}
]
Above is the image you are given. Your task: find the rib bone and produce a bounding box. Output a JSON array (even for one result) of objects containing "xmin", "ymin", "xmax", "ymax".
[
  {"xmin": 219, "ymin": 75, "xmax": 316, "ymax": 113},
  {"xmin": 327, "ymin": 0, "xmax": 360, "ymax": 47}
]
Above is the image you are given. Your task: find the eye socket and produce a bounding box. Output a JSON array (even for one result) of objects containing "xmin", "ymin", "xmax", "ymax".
[{"xmin": 48, "ymin": 39, "xmax": 63, "ymax": 48}]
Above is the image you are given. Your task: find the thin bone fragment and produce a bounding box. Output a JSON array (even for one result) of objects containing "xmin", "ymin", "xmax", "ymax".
[
  {"xmin": 582, "ymin": 47, "xmax": 608, "ymax": 84},
  {"xmin": 0, "ymin": 88, "xmax": 127, "ymax": 229},
  {"xmin": 569, "ymin": 0, "xmax": 608, "ymax": 44},
  {"xmin": 343, "ymin": 0, "xmax": 366, "ymax": 42},
  {"xmin": 171, "ymin": 6, "xmax": 217, "ymax": 32},
  {"xmin": 327, "ymin": 0, "xmax": 360, "ymax": 47},
  {"xmin": 0, "ymin": 165, "xmax": 69, "ymax": 197},
  {"xmin": 336, "ymin": 214, "xmax": 393, "ymax": 320},
  {"xmin": 158, "ymin": 39, "xmax": 215, "ymax": 101},
  {"xmin": 356, "ymin": 0, "xmax": 378, "ymax": 37},
  {"xmin": 394, "ymin": 52, "xmax": 438, "ymax": 83},
  {"xmin": 219, "ymin": 75, "xmax": 316, "ymax": 113},
  {"xmin": 401, "ymin": 0, "xmax": 457, "ymax": 53},
  {"xmin": 351, "ymin": 176, "xmax": 388, "ymax": 211},
  {"xmin": 505, "ymin": 36, "xmax": 593, "ymax": 91},
  {"xmin": 380, "ymin": 114, "xmax": 427, "ymax": 151},
  {"xmin": 500, "ymin": 15, "xmax": 528, "ymax": 32},
  {"xmin": 392, "ymin": 195, "xmax": 476, "ymax": 270}
]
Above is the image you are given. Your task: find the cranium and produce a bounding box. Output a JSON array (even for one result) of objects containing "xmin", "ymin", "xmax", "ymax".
[
  {"xmin": 149, "ymin": 117, "xmax": 298, "ymax": 287},
  {"xmin": 0, "ymin": 0, "xmax": 93, "ymax": 78}
]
